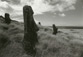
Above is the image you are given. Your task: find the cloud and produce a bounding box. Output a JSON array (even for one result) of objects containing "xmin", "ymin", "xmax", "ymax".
[
  {"xmin": 1, "ymin": 0, "xmax": 20, "ymax": 4},
  {"xmin": 0, "ymin": 0, "xmax": 14, "ymax": 16},
  {"xmin": 32, "ymin": 0, "xmax": 54, "ymax": 15},
  {"xmin": 48, "ymin": 0, "xmax": 77, "ymax": 12},
  {"xmin": 59, "ymin": 13, "xmax": 66, "ymax": 17},
  {"xmin": 0, "ymin": 0, "xmax": 77, "ymax": 21}
]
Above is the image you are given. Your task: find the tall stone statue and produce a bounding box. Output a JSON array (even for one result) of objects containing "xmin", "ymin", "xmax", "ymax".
[
  {"xmin": 38, "ymin": 22, "xmax": 41, "ymax": 25},
  {"xmin": 23, "ymin": 5, "xmax": 39, "ymax": 56},
  {"xmin": 4, "ymin": 13, "xmax": 11, "ymax": 24},
  {"xmin": 52, "ymin": 24, "xmax": 58, "ymax": 35}
]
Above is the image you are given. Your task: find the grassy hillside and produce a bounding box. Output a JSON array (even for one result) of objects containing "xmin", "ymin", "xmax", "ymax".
[{"xmin": 0, "ymin": 18, "xmax": 83, "ymax": 57}]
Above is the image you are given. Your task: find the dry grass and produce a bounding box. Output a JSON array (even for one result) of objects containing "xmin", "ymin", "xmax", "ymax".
[{"xmin": 0, "ymin": 19, "xmax": 83, "ymax": 57}]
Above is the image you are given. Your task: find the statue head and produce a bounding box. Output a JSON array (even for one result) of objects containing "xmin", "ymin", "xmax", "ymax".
[
  {"xmin": 23, "ymin": 5, "xmax": 34, "ymax": 16},
  {"xmin": 5, "ymin": 13, "xmax": 10, "ymax": 19}
]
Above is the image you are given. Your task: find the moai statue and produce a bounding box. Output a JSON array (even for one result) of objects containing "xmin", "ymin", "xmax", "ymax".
[
  {"xmin": 52, "ymin": 24, "xmax": 58, "ymax": 35},
  {"xmin": 4, "ymin": 13, "xmax": 11, "ymax": 24},
  {"xmin": 38, "ymin": 22, "xmax": 41, "ymax": 25},
  {"xmin": 23, "ymin": 5, "xmax": 39, "ymax": 56}
]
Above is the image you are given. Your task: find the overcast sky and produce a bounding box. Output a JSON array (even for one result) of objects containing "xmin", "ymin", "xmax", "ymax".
[{"xmin": 0, "ymin": 0, "xmax": 83, "ymax": 26}]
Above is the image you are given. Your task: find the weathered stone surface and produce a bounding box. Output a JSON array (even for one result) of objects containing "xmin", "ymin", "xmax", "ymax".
[
  {"xmin": 23, "ymin": 5, "xmax": 39, "ymax": 56},
  {"xmin": 4, "ymin": 13, "xmax": 11, "ymax": 24},
  {"xmin": 52, "ymin": 24, "xmax": 58, "ymax": 35}
]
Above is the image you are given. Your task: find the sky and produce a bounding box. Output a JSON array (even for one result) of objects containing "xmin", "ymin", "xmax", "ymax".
[{"xmin": 0, "ymin": 0, "xmax": 83, "ymax": 26}]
